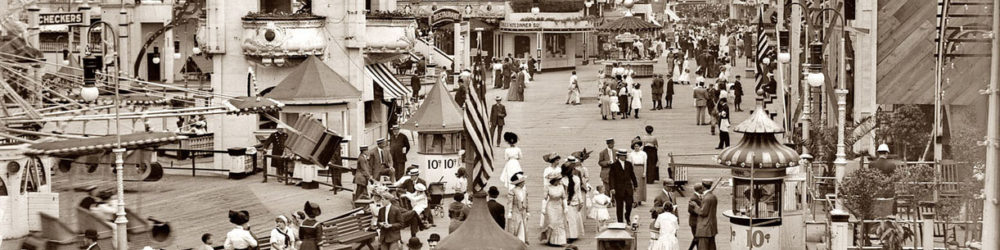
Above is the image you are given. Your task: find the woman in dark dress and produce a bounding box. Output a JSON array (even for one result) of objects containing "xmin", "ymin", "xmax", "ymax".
[{"xmin": 298, "ymin": 201, "xmax": 322, "ymax": 250}]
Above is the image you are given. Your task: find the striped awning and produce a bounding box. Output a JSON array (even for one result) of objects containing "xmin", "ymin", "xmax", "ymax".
[
  {"xmin": 365, "ymin": 63, "xmax": 411, "ymax": 100},
  {"xmin": 717, "ymin": 134, "xmax": 799, "ymax": 168}
]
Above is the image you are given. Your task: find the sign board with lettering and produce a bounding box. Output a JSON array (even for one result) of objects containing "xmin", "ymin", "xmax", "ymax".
[
  {"xmin": 499, "ymin": 21, "xmax": 542, "ymax": 31},
  {"xmin": 431, "ymin": 8, "xmax": 461, "ymax": 26},
  {"xmin": 417, "ymin": 153, "xmax": 461, "ymax": 191},
  {"xmin": 39, "ymin": 13, "xmax": 84, "ymax": 26},
  {"xmin": 729, "ymin": 220, "xmax": 780, "ymax": 250}
]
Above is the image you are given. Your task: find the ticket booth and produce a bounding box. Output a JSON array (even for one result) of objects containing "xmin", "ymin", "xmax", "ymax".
[
  {"xmin": 717, "ymin": 96, "xmax": 800, "ymax": 250},
  {"xmin": 401, "ymin": 81, "xmax": 464, "ymax": 191}
]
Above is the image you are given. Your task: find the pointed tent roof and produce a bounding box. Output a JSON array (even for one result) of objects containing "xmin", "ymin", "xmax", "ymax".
[
  {"xmin": 264, "ymin": 56, "xmax": 361, "ymax": 104},
  {"xmin": 401, "ymin": 81, "xmax": 464, "ymax": 132},
  {"xmin": 437, "ymin": 193, "xmax": 528, "ymax": 250}
]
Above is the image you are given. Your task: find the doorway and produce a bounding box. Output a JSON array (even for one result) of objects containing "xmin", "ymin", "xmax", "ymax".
[{"xmin": 514, "ymin": 36, "xmax": 531, "ymax": 59}]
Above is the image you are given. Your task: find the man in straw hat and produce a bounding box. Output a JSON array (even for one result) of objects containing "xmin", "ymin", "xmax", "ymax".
[
  {"xmin": 490, "ymin": 96, "xmax": 507, "ymax": 144},
  {"xmin": 367, "ymin": 138, "xmax": 394, "ymax": 181},
  {"xmin": 608, "ymin": 149, "xmax": 638, "ymax": 224},
  {"xmin": 354, "ymin": 145, "xmax": 372, "ymax": 200}
]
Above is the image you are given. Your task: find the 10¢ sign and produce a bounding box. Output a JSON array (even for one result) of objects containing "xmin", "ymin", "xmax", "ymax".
[{"xmin": 729, "ymin": 224, "xmax": 779, "ymax": 250}]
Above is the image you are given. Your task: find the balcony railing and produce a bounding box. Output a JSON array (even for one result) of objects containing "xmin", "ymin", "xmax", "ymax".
[{"xmin": 241, "ymin": 12, "xmax": 327, "ymax": 66}]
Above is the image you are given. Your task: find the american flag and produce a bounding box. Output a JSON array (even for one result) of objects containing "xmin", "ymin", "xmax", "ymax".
[
  {"xmin": 754, "ymin": 5, "xmax": 775, "ymax": 93},
  {"xmin": 463, "ymin": 82, "xmax": 496, "ymax": 192}
]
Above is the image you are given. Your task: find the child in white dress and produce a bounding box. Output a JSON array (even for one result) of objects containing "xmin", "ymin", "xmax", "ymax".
[{"xmin": 588, "ymin": 186, "xmax": 612, "ymax": 232}]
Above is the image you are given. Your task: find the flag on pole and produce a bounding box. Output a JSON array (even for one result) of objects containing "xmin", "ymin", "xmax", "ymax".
[
  {"xmin": 463, "ymin": 82, "xmax": 495, "ymax": 191},
  {"xmin": 754, "ymin": 5, "xmax": 775, "ymax": 93}
]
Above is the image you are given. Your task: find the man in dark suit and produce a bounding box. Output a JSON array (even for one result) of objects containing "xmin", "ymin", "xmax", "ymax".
[
  {"xmin": 652, "ymin": 179, "xmax": 677, "ymax": 216},
  {"xmin": 389, "ymin": 126, "xmax": 410, "ymax": 182},
  {"xmin": 258, "ymin": 128, "xmax": 290, "ymax": 182},
  {"xmin": 732, "ymin": 75, "xmax": 744, "ymax": 112},
  {"xmin": 692, "ymin": 180, "xmax": 718, "ymax": 250},
  {"xmin": 367, "ymin": 138, "xmax": 394, "ymax": 181},
  {"xmin": 650, "ymin": 74, "xmax": 664, "ymax": 110},
  {"xmin": 693, "ymin": 82, "xmax": 708, "ymax": 125},
  {"xmin": 597, "ymin": 138, "xmax": 616, "ymax": 196},
  {"xmin": 707, "ymin": 83, "xmax": 721, "ymax": 135},
  {"xmin": 486, "ymin": 186, "xmax": 506, "ymax": 229},
  {"xmin": 687, "ymin": 185, "xmax": 705, "ymax": 250},
  {"xmin": 410, "ymin": 73, "xmax": 422, "ymax": 100},
  {"xmin": 490, "ymin": 97, "xmax": 507, "ymax": 144},
  {"xmin": 608, "ymin": 149, "xmax": 637, "ymax": 224},
  {"xmin": 353, "ymin": 145, "xmax": 372, "ymax": 200},
  {"xmin": 377, "ymin": 196, "xmax": 410, "ymax": 250},
  {"xmin": 665, "ymin": 77, "xmax": 675, "ymax": 109}
]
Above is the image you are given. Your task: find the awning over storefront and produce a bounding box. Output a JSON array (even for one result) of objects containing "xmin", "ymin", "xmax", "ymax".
[{"xmin": 365, "ymin": 63, "xmax": 411, "ymax": 100}]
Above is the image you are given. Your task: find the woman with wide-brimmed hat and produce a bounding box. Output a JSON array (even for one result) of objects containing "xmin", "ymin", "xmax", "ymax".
[
  {"xmin": 506, "ymin": 172, "xmax": 529, "ymax": 243},
  {"xmin": 297, "ymin": 202, "xmax": 321, "ymax": 250},
  {"xmin": 499, "ymin": 132, "xmax": 524, "ymax": 191},
  {"xmin": 541, "ymin": 170, "xmax": 568, "ymax": 246},
  {"xmin": 541, "ymin": 153, "xmax": 563, "ymax": 185}
]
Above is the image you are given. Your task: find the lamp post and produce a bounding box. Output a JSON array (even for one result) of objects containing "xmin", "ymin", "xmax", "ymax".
[
  {"xmin": 81, "ymin": 21, "xmax": 128, "ymax": 250},
  {"xmin": 813, "ymin": 7, "xmax": 848, "ymax": 212}
]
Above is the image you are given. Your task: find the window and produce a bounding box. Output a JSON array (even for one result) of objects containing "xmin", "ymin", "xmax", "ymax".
[
  {"xmin": 364, "ymin": 101, "xmax": 382, "ymax": 124},
  {"xmin": 544, "ymin": 34, "xmax": 569, "ymax": 58},
  {"xmin": 260, "ymin": 0, "xmax": 292, "ymax": 14},
  {"xmin": 732, "ymin": 178, "xmax": 782, "ymax": 218},
  {"xmin": 418, "ymin": 132, "xmax": 462, "ymax": 154}
]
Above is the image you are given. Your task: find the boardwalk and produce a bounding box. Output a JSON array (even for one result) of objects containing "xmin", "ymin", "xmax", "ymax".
[{"xmin": 41, "ymin": 57, "xmax": 763, "ymax": 250}]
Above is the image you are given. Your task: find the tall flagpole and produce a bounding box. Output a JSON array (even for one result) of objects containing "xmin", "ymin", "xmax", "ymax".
[{"xmin": 980, "ymin": 0, "xmax": 1000, "ymax": 248}]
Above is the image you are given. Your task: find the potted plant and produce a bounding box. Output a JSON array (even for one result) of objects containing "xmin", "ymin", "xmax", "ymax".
[
  {"xmin": 842, "ymin": 168, "xmax": 895, "ymax": 246},
  {"xmin": 876, "ymin": 216, "xmax": 915, "ymax": 250}
]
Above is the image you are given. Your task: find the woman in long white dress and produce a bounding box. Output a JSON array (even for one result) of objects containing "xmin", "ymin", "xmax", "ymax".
[
  {"xmin": 500, "ymin": 132, "xmax": 523, "ymax": 191},
  {"xmin": 562, "ymin": 158, "xmax": 585, "ymax": 241},
  {"xmin": 630, "ymin": 83, "xmax": 643, "ymax": 119},
  {"xmin": 628, "ymin": 140, "xmax": 648, "ymax": 204},
  {"xmin": 507, "ymin": 173, "xmax": 529, "ymax": 243},
  {"xmin": 649, "ymin": 203, "xmax": 680, "ymax": 250},
  {"xmin": 542, "ymin": 171, "xmax": 568, "ymax": 246},
  {"xmin": 678, "ymin": 58, "xmax": 692, "ymax": 84}
]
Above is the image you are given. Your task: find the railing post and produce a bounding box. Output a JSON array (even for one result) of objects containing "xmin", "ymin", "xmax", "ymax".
[
  {"xmin": 830, "ymin": 211, "xmax": 851, "ymax": 250},
  {"xmin": 191, "ymin": 155, "xmax": 196, "ymax": 177},
  {"xmin": 922, "ymin": 212, "xmax": 935, "ymax": 250}
]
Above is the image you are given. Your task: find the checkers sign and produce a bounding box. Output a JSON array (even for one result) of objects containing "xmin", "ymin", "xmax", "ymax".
[{"xmin": 39, "ymin": 13, "xmax": 84, "ymax": 26}]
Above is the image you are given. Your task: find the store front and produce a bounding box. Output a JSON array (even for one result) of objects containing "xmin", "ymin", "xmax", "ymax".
[{"xmin": 498, "ymin": 19, "xmax": 594, "ymax": 71}]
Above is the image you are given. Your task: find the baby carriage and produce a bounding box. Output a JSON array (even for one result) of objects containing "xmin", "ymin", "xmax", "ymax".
[{"xmin": 427, "ymin": 177, "xmax": 448, "ymax": 218}]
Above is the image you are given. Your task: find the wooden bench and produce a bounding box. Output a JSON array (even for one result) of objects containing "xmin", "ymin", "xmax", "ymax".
[
  {"xmin": 256, "ymin": 235, "xmax": 272, "ymax": 250},
  {"xmin": 320, "ymin": 209, "xmax": 376, "ymax": 250}
]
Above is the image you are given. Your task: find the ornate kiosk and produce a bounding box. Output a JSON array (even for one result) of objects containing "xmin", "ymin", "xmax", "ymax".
[
  {"xmin": 717, "ymin": 94, "xmax": 800, "ymax": 250},
  {"xmin": 597, "ymin": 16, "xmax": 661, "ymax": 77},
  {"xmin": 400, "ymin": 81, "xmax": 464, "ymax": 189}
]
